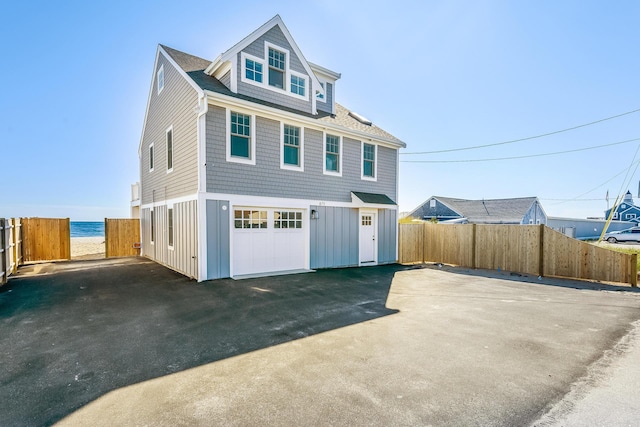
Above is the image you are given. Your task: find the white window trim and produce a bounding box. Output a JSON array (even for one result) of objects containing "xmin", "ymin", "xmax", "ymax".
[
  {"xmin": 237, "ymin": 42, "xmax": 311, "ymax": 102},
  {"xmin": 157, "ymin": 64, "xmax": 164, "ymax": 95},
  {"xmin": 316, "ymin": 79, "xmax": 327, "ymax": 102},
  {"xmin": 240, "ymin": 52, "xmax": 265, "ymax": 88},
  {"xmin": 288, "ymin": 69, "xmax": 308, "ymax": 101},
  {"xmin": 323, "ymin": 132, "xmax": 342, "ymax": 177},
  {"xmin": 280, "ymin": 122, "xmax": 304, "ymax": 172},
  {"xmin": 265, "ymin": 41, "xmax": 290, "ymax": 89},
  {"xmin": 166, "ymin": 125, "xmax": 174, "ymax": 173},
  {"xmin": 149, "ymin": 143, "xmax": 154, "ymax": 172},
  {"xmin": 167, "ymin": 204, "xmax": 175, "ymax": 250},
  {"xmin": 614, "ymin": 212, "xmax": 619, "ymax": 219},
  {"xmin": 226, "ymin": 109, "xmax": 256, "ymax": 166},
  {"xmin": 627, "ymin": 213, "xmax": 636, "ymax": 219},
  {"xmin": 361, "ymin": 142, "xmax": 378, "ymax": 181}
]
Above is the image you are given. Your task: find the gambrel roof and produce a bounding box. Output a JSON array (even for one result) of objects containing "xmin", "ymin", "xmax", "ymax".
[
  {"xmin": 158, "ymin": 43, "xmax": 404, "ymax": 147},
  {"xmin": 431, "ymin": 196, "xmax": 540, "ymax": 224}
]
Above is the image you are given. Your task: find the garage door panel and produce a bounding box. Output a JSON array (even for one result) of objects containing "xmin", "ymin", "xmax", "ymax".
[{"xmin": 233, "ymin": 208, "xmax": 305, "ymax": 276}]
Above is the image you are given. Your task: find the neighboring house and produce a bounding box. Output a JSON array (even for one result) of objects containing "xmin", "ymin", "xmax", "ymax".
[
  {"xmin": 604, "ymin": 191, "xmax": 640, "ymax": 224},
  {"xmin": 408, "ymin": 196, "xmax": 547, "ymax": 225},
  {"xmin": 137, "ymin": 15, "xmax": 405, "ymax": 281}
]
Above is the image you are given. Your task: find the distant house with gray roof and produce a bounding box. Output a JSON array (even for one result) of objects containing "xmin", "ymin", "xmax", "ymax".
[
  {"xmin": 408, "ymin": 196, "xmax": 547, "ymax": 225},
  {"xmin": 137, "ymin": 15, "xmax": 405, "ymax": 281}
]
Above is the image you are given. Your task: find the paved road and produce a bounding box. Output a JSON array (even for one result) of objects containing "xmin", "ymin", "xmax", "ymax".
[
  {"xmin": 1, "ymin": 259, "xmax": 639, "ymax": 426},
  {"xmin": 535, "ymin": 319, "xmax": 640, "ymax": 426}
]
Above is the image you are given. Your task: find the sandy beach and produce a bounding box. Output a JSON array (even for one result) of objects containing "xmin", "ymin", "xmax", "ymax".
[{"xmin": 71, "ymin": 236, "xmax": 105, "ymax": 259}]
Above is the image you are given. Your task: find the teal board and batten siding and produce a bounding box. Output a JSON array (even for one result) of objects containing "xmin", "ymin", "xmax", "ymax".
[
  {"xmin": 205, "ymin": 106, "xmax": 397, "ymax": 202},
  {"xmin": 140, "ymin": 51, "xmax": 200, "ymax": 205},
  {"xmin": 310, "ymin": 207, "xmax": 359, "ymax": 269},
  {"xmin": 377, "ymin": 209, "xmax": 397, "ymax": 264},
  {"xmin": 206, "ymin": 199, "xmax": 230, "ymax": 280},
  {"xmin": 140, "ymin": 200, "xmax": 198, "ymax": 279},
  {"xmin": 236, "ymin": 25, "xmax": 312, "ymax": 114}
]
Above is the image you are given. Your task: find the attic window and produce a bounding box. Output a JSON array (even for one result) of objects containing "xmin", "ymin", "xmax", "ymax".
[
  {"xmin": 157, "ymin": 65, "xmax": 164, "ymax": 94},
  {"xmin": 349, "ymin": 111, "xmax": 372, "ymax": 126},
  {"xmin": 268, "ymin": 47, "xmax": 285, "ymax": 89}
]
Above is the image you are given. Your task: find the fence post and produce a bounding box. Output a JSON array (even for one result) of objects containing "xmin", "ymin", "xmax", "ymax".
[
  {"xmin": 630, "ymin": 253, "xmax": 637, "ymax": 287},
  {"xmin": 538, "ymin": 224, "xmax": 545, "ymax": 277},
  {"xmin": 11, "ymin": 219, "xmax": 17, "ymax": 274},
  {"xmin": 471, "ymin": 224, "xmax": 477, "ymax": 269},
  {"xmin": 422, "ymin": 222, "xmax": 427, "ymax": 264},
  {"xmin": 104, "ymin": 218, "xmax": 109, "ymax": 258},
  {"xmin": 1, "ymin": 218, "xmax": 6, "ymax": 285}
]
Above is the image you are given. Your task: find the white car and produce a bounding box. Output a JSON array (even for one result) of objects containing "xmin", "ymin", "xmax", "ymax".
[{"xmin": 603, "ymin": 227, "xmax": 640, "ymax": 243}]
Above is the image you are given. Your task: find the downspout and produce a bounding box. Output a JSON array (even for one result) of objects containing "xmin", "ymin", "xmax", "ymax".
[{"xmin": 196, "ymin": 94, "xmax": 209, "ymax": 281}]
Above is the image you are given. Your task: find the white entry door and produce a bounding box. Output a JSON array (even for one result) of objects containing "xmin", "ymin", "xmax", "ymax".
[{"xmin": 359, "ymin": 211, "xmax": 377, "ymax": 265}]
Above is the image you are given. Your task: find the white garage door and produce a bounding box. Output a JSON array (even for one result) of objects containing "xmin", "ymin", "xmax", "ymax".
[{"xmin": 232, "ymin": 207, "xmax": 306, "ymax": 276}]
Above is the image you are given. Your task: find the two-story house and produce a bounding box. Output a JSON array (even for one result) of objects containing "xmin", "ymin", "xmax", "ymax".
[
  {"xmin": 604, "ymin": 191, "xmax": 640, "ymax": 224},
  {"xmin": 138, "ymin": 15, "xmax": 405, "ymax": 281}
]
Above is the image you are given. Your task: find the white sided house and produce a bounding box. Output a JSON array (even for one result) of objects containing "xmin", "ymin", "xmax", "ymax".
[{"xmin": 137, "ymin": 15, "xmax": 405, "ymax": 280}]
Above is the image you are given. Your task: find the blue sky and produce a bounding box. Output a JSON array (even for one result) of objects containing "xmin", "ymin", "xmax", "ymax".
[{"xmin": 1, "ymin": 1, "xmax": 639, "ymax": 220}]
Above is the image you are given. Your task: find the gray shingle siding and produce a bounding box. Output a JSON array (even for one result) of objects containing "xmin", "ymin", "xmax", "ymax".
[
  {"xmin": 522, "ymin": 202, "xmax": 547, "ymax": 224},
  {"xmin": 141, "ymin": 52, "xmax": 199, "ymax": 204},
  {"xmin": 316, "ymin": 82, "xmax": 333, "ymax": 114},
  {"xmin": 220, "ymin": 70, "xmax": 231, "ymax": 89},
  {"xmin": 411, "ymin": 199, "xmax": 461, "ymax": 220},
  {"xmin": 205, "ymin": 106, "xmax": 397, "ymax": 202},
  {"xmin": 236, "ymin": 25, "xmax": 312, "ymax": 114}
]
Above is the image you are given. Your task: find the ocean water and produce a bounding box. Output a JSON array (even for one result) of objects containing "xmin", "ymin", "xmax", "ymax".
[{"xmin": 70, "ymin": 221, "xmax": 105, "ymax": 238}]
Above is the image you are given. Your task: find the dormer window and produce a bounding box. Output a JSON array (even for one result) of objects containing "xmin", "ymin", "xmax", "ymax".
[
  {"xmin": 316, "ymin": 82, "xmax": 325, "ymax": 100},
  {"xmin": 290, "ymin": 75, "xmax": 305, "ymax": 96},
  {"xmin": 268, "ymin": 47, "xmax": 285, "ymax": 89},
  {"xmin": 245, "ymin": 58, "xmax": 263, "ymax": 83}
]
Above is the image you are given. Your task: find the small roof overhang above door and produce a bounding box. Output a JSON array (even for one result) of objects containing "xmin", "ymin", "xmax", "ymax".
[{"xmin": 351, "ymin": 192, "xmax": 397, "ymax": 209}]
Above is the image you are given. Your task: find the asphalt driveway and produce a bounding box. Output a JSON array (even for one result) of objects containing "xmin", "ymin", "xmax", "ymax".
[{"xmin": 2, "ymin": 258, "xmax": 640, "ymax": 426}]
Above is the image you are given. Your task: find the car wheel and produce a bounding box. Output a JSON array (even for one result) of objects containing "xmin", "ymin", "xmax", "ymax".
[{"xmin": 607, "ymin": 237, "xmax": 617, "ymax": 243}]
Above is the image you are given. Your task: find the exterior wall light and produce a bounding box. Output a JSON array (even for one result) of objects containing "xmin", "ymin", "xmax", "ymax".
[{"xmin": 311, "ymin": 209, "xmax": 319, "ymax": 220}]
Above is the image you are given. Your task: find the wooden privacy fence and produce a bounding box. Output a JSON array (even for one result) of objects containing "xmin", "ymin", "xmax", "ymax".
[
  {"xmin": 105, "ymin": 218, "xmax": 140, "ymax": 258},
  {"xmin": 399, "ymin": 223, "xmax": 637, "ymax": 287},
  {"xmin": 21, "ymin": 218, "xmax": 71, "ymax": 262}
]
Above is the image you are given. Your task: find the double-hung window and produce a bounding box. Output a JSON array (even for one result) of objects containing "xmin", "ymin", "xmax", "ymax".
[
  {"xmin": 166, "ymin": 126, "xmax": 173, "ymax": 172},
  {"xmin": 230, "ymin": 112, "xmax": 250, "ymax": 158},
  {"xmin": 362, "ymin": 143, "xmax": 376, "ymax": 180},
  {"xmin": 227, "ymin": 111, "xmax": 255, "ymax": 165},
  {"xmin": 268, "ymin": 47, "xmax": 285, "ymax": 89},
  {"xmin": 281, "ymin": 124, "xmax": 303, "ymax": 170},
  {"xmin": 324, "ymin": 134, "xmax": 341, "ymax": 175}
]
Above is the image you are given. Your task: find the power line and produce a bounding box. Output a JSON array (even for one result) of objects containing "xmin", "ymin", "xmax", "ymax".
[
  {"xmin": 401, "ymin": 107, "xmax": 640, "ymax": 155},
  {"xmin": 400, "ymin": 137, "xmax": 640, "ymax": 163},
  {"xmin": 551, "ymin": 159, "xmax": 640, "ymax": 205}
]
